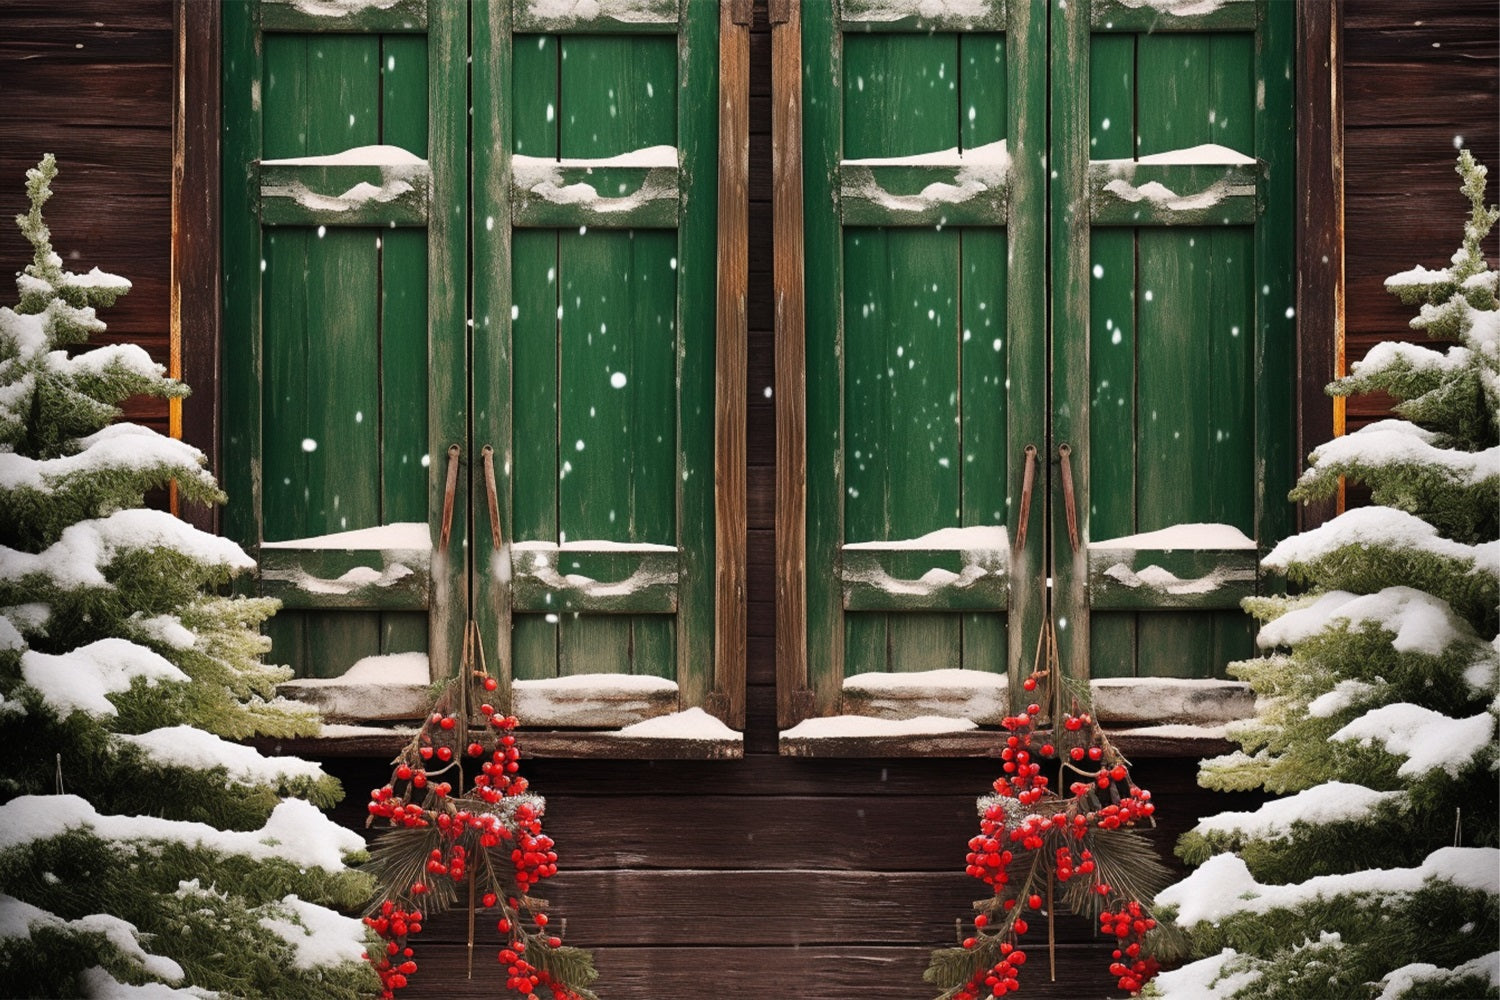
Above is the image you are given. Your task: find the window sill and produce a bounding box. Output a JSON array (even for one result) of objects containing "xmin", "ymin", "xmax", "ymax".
[{"xmin": 247, "ymin": 724, "xmax": 743, "ymax": 760}]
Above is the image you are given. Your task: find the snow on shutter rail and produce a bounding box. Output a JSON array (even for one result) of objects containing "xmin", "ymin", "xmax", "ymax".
[
  {"xmin": 840, "ymin": 140, "xmax": 1010, "ymax": 227},
  {"xmin": 1088, "ymin": 523, "xmax": 1258, "ymax": 611},
  {"xmin": 260, "ymin": 0, "xmax": 428, "ymax": 33},
  {"xmin": 1089, "ymin": 148, "xmax": 1262, "ymax": 227},
  {"xmin": 839, "ymin": 0, "xmax": 1007, "ymax": 33},
  {"xmin": 513, "ymin": 0, "xmax": 681, "ymax": 34},
  {"xmin": 509, "ymin": 541, "xmax": 680, "ymax": 615},
  {"xmin": 257, "ymin": 146, "xmax": 431, "ymax": 227},
  {"xmin": 840, "ymin": 526, "xmax": 1010, "ymax": 612},
  {"xmin": 257, "ymin": 522, "xmax": 432, "ymax": 611},
  {"xmin": 1090, "ymin": 0, "xmax": 1256, "ymax": 33},
  {"xmin": 511, "ymin": 149, "xmax": 680, "ymax": 229}
]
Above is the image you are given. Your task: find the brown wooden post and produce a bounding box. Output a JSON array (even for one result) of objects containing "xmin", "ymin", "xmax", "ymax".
[
  {"xmin": 770, "ymin": 0, "xmax": 811, "ymax": 729},
  {"xmin": 1297, "ymin": 0, "xmax": 1345, "ymax": 530},
  {"xmin": 713, "ymin": 0, "xmax": 752, "ymax": 729},
  {"xmin": 172, "ymin": 0, "xmax": 221, "ymax": 534}
]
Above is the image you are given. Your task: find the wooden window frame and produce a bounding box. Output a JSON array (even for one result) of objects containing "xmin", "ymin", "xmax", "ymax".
[
  {"xmin": 770, "ymin": 0, "xmax": 1345, "ymax": 757},
  {"xmin": 174, "ymin": 0, "xmax": 749, "ymax": 757}
]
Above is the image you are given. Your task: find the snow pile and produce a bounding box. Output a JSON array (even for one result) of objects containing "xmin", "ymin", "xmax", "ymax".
[
  {"xmin": 0, "ymin": 895, "xmax": 184, "ymax": 983},
  {"xmin": 259, "ymin": 521, "xmax": 429, "ymax": 550},
  {"xmin": 512, "ymin": 147, "xmax": 677, "ymax": 215},
  {"xmin": 1160, "ymin": 847, "xmax": 1500, "ymax": 927},
  {"xmin": 1102, "ymin": 175, "xmax": 1251, "ymax": 213},
  {"xmin": 780, "ymin": 714, "xmax": 977, "ymax": 739},
  {"xmin": 1149, "ymin": 948, "xmax": 1261, "ymax": 1000},
  {"xmin": 1307, "ymin": 678, "xmax": 1382, "ymax": 718},
  {"xmin": 521, "ymin": 0, "xmax": 676, "ymax": 25},
  {"xmin": 1305, "ymin": 419, "xmax": 1499, "ymax": 485},
  {"xmin": 1376, "ymin": 953, "xmax": 1500, "ymax": 1000},
  {"xmin": 615, "ymin": 707, "xmax": 739, "ymax": 740},
  {"xmin": 0, "ymin": 795, "xmax": 364, "ymax": 872},
  {"xmin": 842, "ymin": 0, "xmax": 996, "ymax": 23},
  {"xmin": 842, "ymin": 140, "xmax": 1009, "ymax": 214},
  {"xmin": 1264, "ymin": 506, "xmax": 1486, "ymax": 573},
  {"xmin": 843, "ymin": 525, "xmax": 1009, "ymax": 551},
  {"xmin": 118, "ymin": 726, "xmax": 327, "ymax": 785},
  {"xmin": 1192, "ymin": 783, "xmax": 1402, "ymax": 841},
  {"xmin": 1331, "ymin": 703, "xmax": 1495, "ymax": 778},
  {"xmin": 1256, "ymin": 586, "xmax": 1473, "ymax": 656},
  {"xmin": 256, "ymin": 894, "xmax": 368, "ymax": 971},
  {"xmin": 1090, "ymin": 522, "xmax": 1256, "ymax": 549},
  {"xmin": 0, "ymin": 508, "xmax": 255, "ymax": 589},
  {"xmin": 20, "ymin": 639, "xmax": 188, "ymax": 719},
  {"xmin": 0, "ymin": 423, "xmax": 217, "ymax": 496}
]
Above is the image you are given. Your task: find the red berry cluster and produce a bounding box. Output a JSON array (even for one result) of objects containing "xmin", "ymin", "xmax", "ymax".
[
  {"xmin": 943, "ymin": 686, "xmax": 1164, "ymax": 996},
  {"xmin": 1100, "ymin": 897, "xmax": 1161, "ymax": 992},
  {"xmin": 363, "ymin": 900, "xmax": 422, "ymax": 999},
  {"xmin": 362, "ymin": 683, "xmax": 589, "ymax": 1000}
]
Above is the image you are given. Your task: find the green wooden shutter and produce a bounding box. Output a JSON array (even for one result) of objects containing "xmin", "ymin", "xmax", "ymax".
[
  {"xmin": 1051, "ymin": 0, "xmax": 1296, "ymax": 692},
  {"xmin": 470, "ymin": 0, "xmax": 721, "ymax": 717},
  {"xmin": 794, "ymin": 0, "xmax": 1294, "ymax": 728},
  {"xmin": 800, "ymin": 0, "xmax": 1047, "ymax": 719},
  {"xmin": 222, "ymin": 0, "xmax": 468, "ymax": 684}
]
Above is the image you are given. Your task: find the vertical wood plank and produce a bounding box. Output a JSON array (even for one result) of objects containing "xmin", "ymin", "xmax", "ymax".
[
  {"xmin": 1086, "ymin": 29, "xmax": 1137, "ymax": 679},
  {"xmin": 1295, "ymin": 0, "xmax": 1343, "ymax": 532},
  {"xmin": 959, "ymin": 227, "xmax": 1007, "ymax": 675},
  {"xmin": 1047, "ymin": 0, "xmax": 1092, "ymax": 693},
  {"xmin": 428, "ymin": 0, "xmax": 472, "ymax": 682},
  {"xmin": 174, "ymin": 0, "xmax": 222, "ymax": 535},
  {"xmin": 800, "ymin": 0, "xmax": 844, "ymax": 716},
  {"xmin": 774, "ymin": 0, "xmax": 812, "ymax": 726},
  {"xmin": 1005, "ymin": 0, "xmax": 1048, "ymax": 707},
  {"xmin": 505, "ymin": 25, "xmax": 558, "ymax": 682},
  {"xmin": 714, "ymin": 0, "xmax": 750, "ymax": 726},
  {"xmin": 557, "ymin": 230, "xmax": 636, "ymax": 675},
  {"xmin": 675, "ymin": 0, "xmax": 721, "ymax": 708}
]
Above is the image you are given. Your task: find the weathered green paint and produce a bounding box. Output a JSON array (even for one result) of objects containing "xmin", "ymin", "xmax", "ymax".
[
  {"xmin": 468, "ymin": 1, "xmax": 718, "ymax": 699},
  {"xmin": 1053, "ymin": 4, "xmax": 1294, "ymax": 684},
  {"xmin": 838, "ymin": 164, "xmax": 1006, "ymax": 227},
  {"xmin": 1090, "ymin": 0, "xmax": 1255, "ymax": 33},
  {"xmin": 258, "ymin": 161, "xmax": 430, "ymax": 226},
  {"xmin": 801, "ymin": 9, "xmax": 1032, "ymax": 708},
  {"xmin": 841, "ymin": 0, "xmax": 1006, "ymax": 33},
  {"xmin": 511, "ymin": 164, "xmax": 681, "ymax": 228},
  {"xmin": 261, "ymin": 0, "xmax": 427, "ymax": 34},
  {"xmin": 512, "ymin": 0, "xmax": 679, "ymax": 34},
  {"xmin": 223, "ymin": 1, "xmax": 467, "ymax": 683}
]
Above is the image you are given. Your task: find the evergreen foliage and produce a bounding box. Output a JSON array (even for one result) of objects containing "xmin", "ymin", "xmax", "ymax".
[
  {"xmin": 0, "ymin": 157, "xmax": 376, "ymax": 997},
  {"xmin": 1146, "ymin": 152, "xmax": 1500, "ymax": 999}
]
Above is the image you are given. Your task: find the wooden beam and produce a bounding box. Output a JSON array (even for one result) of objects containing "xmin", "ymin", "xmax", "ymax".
[
  {"xmin": 247, "ymin": 726, "xmax": 742, "ymax": 759},
  {"xmin": 1297, "ymin": 0, "xmax": 1345, "ymax": 530},
  {"xmin": 772, "ymin": 0, "xmax": 812, "ymax": 729},
  {"xmin": 1090, "ymin": 0, "xmax": 1256, "ymax": 33},
  {"xmin": 172, "ymin": 0, "xmax": 220, "ymax": 535},
  {"xmin": 714, "ymin": 0, "xmax": 750, "ymax": 729},
  {"xmin": 841, "ymin": 0, "xmax": 1006, "ymax": 33},
  {"xmin": 260, "ymin": 0, "xmax": 427, "ymax": 33}
]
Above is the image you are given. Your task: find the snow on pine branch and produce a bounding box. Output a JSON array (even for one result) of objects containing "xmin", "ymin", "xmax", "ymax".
[
  {"xmin": 255, "ymin": 894, "xmax": 369, "ymax": 971},
  {"xmin": 0, "ymin": 795, "xmax": 365, "ymax": 872},
  {"xmin": 1190, "ymin": 782, "xmax": 1404, "ymax": 843},
  {"xmin": 20, "ymin": 638, "xmax": 188, "ymax": 719},
  {"xmin": 0, "ymin": 508, "xmax": 254, "ymax": 589},
  {"xmin": 1157, "ymin": 846, "xmax": 1500, "ymax": 928},
  {"xmin": 117, "ymin": 726, "xmax": 328, "ymax": 786},
  {"xmin": 1331, "ymin": 703, "xmax": 1496, "ymax": 778},
  {"xmin": 0, "ymin": 895, "xmax": 186, "ymax": 985},
  {"xmin": 1263, "ymin": 505, "xmax": 1496, "ymax": 577},
  {"xmin": 1301, "ymin": 419, "xmax": 1499, "ymax": 488},
  {"xmin": 0, "ymin": 423, "xmax": 218, "ymax": 497},
  {"xmin": 1255, "ymin": 586, "xmax": 1477, "ymax": 657}
]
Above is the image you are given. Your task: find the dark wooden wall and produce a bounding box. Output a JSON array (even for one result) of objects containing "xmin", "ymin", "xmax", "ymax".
[{"xmin": 1, "ymin": 2, "xmax": 1497, "ymax": 998}]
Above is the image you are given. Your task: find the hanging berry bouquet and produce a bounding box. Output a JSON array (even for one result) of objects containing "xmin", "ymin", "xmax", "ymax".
[
  {"xmin": 925, "ymin": 623, "xmax": 1183, "ymax": 998},
  {"xmin": 361, "ymin": 623, "xmax": 597, "ymax": 1000}
]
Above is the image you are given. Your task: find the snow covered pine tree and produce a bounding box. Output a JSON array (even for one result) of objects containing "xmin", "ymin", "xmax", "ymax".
[
  {"xmin": 1145, "ymin": 152, "xmax": 1500, "ymax": 999},
  {"xmin": 0, "ymin": 156, "xmax": 379, "ymax": 997}
]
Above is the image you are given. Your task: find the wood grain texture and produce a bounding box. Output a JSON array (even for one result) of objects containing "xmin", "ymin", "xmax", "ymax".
[{"xmin": 715, "ymin": 0, "xmax": 751, "ymax": 728}]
